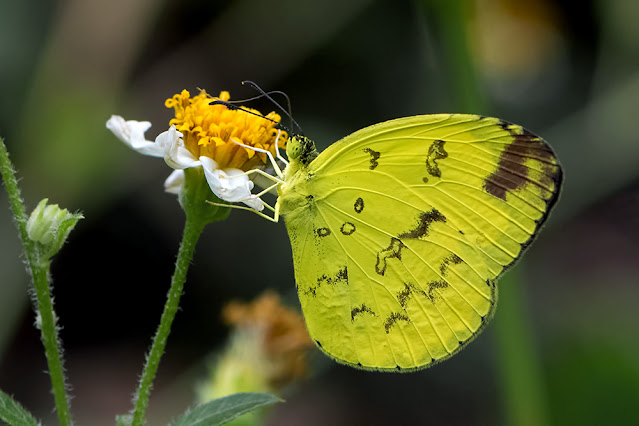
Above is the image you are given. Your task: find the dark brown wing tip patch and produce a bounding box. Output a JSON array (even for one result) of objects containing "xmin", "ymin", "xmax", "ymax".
[
  {"xmin": 483, "ymin": 121, "xmax": 563, "ymax": 274},
  {"xmin": 484, "ymin": 120, "xmax": 561, "ymax": 202}
]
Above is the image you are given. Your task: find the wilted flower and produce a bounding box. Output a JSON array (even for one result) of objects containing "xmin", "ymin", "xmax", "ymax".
[{"xmin": 198, "ymin": 291, "xmax": 313, "ymax": 402}]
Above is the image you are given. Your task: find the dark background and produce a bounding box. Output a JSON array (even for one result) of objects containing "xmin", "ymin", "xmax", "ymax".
[{"xmin": 1, "ymin": 0, "xmax": 639, "ymax": 424}]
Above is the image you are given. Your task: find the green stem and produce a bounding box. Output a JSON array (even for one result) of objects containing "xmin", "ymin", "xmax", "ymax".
[
  {"xmin": 32, "ymin": 259, "xmax": 73, "ymax": 426},
  {"xmin": 494, "ymin": 271, "xmax": 548, "ymax": 426},
  {"xmin": 0, "ymin": 138, "xmax": 72, "ymax": 426},
  {"xmin": 0, "ymin": 138, "xmax": 34, "ymax": 254},
  {"xmin": 423, "ymin": 0, "xmax": 486, "ymax": 112},
  {"xmin": 131, "ymin": 216, "xmax": 206, "ymax": 425},
  {"xmin": 422, "ymin": 2, "xmax": 548, "ymax": 424}
]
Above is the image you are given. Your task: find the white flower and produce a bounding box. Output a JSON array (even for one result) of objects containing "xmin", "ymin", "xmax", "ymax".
[
  {"xmin": 106, "ymin": 115, "xmax": 161, "ymax": 157},
  {"xmin": 200, "ymin": 157, "xmax": 263, "ymax": 211},
  {"xmin": 106, "ymin": 115, "xmax": 264, "ymax": 211},
  {"xmin": 164, "ymin": 170, "xmax": 184, "ymax": 195}
]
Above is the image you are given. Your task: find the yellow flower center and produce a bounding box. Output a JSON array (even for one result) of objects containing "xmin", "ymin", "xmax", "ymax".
[{"xmin": 165, "ymin": 89, "xmax": 288, "ymax": 171}]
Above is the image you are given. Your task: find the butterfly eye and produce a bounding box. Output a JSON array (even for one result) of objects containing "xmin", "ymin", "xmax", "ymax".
[
  {"xmin": 286, "ymin": 135, "xmax": 318, "ymax": 165},
  {"xmin": 286, "ymin": 136, "xmax": 302, "ymax": 160}
]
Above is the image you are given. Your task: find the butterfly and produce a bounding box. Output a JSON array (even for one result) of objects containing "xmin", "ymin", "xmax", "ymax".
[{"xmin": 233, "ymin": 113, "xmax": 562, "ymax": 372}]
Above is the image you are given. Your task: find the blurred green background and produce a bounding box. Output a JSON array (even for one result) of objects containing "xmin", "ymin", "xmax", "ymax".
[{"xmin": 1, "ymin": 0, "xmax": 639, "ymax": 424}]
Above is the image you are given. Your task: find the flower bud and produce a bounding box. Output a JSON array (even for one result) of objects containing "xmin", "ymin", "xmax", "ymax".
[{"xmin": 26, "ymin": 199, "xmax": 83, "ymax": 258}]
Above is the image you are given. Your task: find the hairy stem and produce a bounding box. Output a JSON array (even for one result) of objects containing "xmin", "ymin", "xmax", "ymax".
[
  {"xmin": 0, "ymin": 138, "xmax": 72, "ymax": 425},
  {"xmin": 32, "ymin": 259, "xmax": 72, "ymax": 426},
  {"xmin": 131, "ymin": 216, "xmax": 205, "ymax": 425},
  {"xmin": 0, "ymin": 138, "xmax": 33, "ymax": 253}
]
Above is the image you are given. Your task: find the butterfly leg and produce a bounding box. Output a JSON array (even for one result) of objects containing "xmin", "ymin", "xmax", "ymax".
[
  {"xmin": 215, "ymin": 167, "xmax": 283, "ymax": 202},
  {"xmin": 205, "ymin": 199, "xmax": 280, "ymax": 222},
  {"xmin": 230, "ymin": 131, "xmax": 286, "ymax": 179},
  {"xmin": 204, "ymin": 173, "xmax": 281, "ymax": 221},
  {"xmin": 222, "ymin": 167, "xmax": 284, "ymax": 185},
  {"xmin": 254, "ymin": 180, "xmax": 281, "ymax": 198},
  {"xmin": 208, "ymin": 131, "xmax": 287, "ymax": 222},
  {"xmin": 272, "ymin": 130, "xmax": 289, "ymax": 167}
]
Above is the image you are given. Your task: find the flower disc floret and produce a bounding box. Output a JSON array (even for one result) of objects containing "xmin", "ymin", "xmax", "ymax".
[{"xmin": 165, "ymin": 90, "xmax": 287, "ymax": 171}]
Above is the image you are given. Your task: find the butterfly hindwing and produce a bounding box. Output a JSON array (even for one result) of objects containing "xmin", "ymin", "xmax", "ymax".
[{"xmin": 281, "ymin": 114, "xmax": 562, "ymax": 371}]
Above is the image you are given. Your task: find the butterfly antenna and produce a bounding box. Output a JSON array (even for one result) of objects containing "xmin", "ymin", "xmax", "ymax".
[
  {"xmin": 222, "ymin": 92, "xmax": 275, "ymax": 104},
  {"xmin": 242, "ymin": 80, "xmax": 303, "ymax": 135},
  {"xmin": 263, "ymin": 90, "xmax": 297, "ymax": 134},
  {"xmin": 209, "ymin": 99, "xmax": 291, "ymax": 131}
]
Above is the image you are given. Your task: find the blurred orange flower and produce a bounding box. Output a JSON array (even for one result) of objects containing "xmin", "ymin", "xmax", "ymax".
[
  {"xmin": 222, "ymin": 291, "xmax": 313, "ymax": 389},
  {"xmin": 198, "ymin": 291, "xmax": 313, "ymax": 404}
]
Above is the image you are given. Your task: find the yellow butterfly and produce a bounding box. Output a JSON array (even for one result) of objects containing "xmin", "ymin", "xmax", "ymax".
[{"xmin": 227, "ymin": 113, "xmax": 562, "ymax": 372}]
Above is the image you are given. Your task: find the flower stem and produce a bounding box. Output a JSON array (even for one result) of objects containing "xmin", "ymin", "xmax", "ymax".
[
  {"xmin": 0, "ymin": 138, "xmax": 34, "ymax": 253},
  {"xmin": 131, "ymin": 216, "xmax": 206, "ymax": 425},
  {"xmin": 32, "ymin": 259, "xmax": 73, "ymax": 426},
  {"xmin": 494, "ymin": 270, "xmax": 548, "ymax": 426},
  {"xmin": 421, "ymin": 0, "xmax": 486, "ymax": 112},
  {"xmin": 0, "ymin": 138, "xmax": 72, "ymax": 426},
  {"xmin": 422, "ymin": 2, "xmax": 548, "ymax": 424}
]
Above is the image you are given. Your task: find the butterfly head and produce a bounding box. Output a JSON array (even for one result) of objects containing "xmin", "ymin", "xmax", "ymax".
[{"xmin": 286, "ymin": 135, "xmax": 318, "ymax": 166}]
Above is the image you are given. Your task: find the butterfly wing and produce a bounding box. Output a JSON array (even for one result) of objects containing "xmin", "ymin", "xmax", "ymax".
[{"xmin": 281, "ymin": 114, "xmax": 562, "ymax": 371}]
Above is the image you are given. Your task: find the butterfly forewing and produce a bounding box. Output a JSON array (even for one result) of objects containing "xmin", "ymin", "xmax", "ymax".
[{"xmin": 282, "ymin": 114, "xmax": 562, "ymax": 371}]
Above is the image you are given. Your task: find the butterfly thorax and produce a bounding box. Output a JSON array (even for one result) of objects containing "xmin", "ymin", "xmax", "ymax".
[{"xmin": 278, "ymin": 136, "xmax": 320, "ymax": 225}]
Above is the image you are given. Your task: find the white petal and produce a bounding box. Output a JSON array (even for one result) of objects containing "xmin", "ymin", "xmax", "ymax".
[
  {"xmin": 155, "ymin": 125, "xmax": 200, "ymax": 169},
  {"xmin": 238, "ymin": 191, "xmax": 265, "ymax": 211},
  {"xmin": 106, "ymin": 115, "xmax": 163, "ymax": 157},
  {"xmin": 164, "ymin": 170, "xmax": 185, "ymax": 194},
  {"xmin": 200, "ymin": 157, "xmax": 264, "ymax": 211}
]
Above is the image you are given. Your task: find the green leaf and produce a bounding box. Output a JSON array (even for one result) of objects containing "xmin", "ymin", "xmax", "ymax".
[
  {"xmin": 170, "ymin": 393, "xmax": 282, "ymax": 426},
  {"xmin": 0, "ymin": 389, "xmax": 39, "ymax": 426}
]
